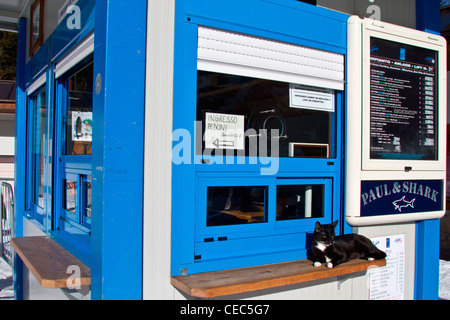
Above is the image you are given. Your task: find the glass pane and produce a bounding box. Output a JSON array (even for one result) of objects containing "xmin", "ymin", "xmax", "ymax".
[
  {"xmin": 196, "ymin": 71, "xmax": 334, "ymax": 158},
  {"xmin": 84, "ymin": 180, "xmax": 91, "ymax": 219},
  {"xmin": 65, "ymin": 62, "xmax": 93, "ymax": 155},
  {"xmin": 207, "ymin": 186, "xmax": 267, "ymax": 226},
  {"xmin": 32, "ymin": 90, "xmax": 46, "ymax": 208},
  {"xmin": 64, "ymin": 179, "xmax": 77, "ymax": 214},
  {"xmin": 276, "ymin": 185, "xmax": 324, "ymax": 220}
]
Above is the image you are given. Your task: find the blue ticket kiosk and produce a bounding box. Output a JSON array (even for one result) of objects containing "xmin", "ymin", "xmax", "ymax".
[{"xmin": 9, "ymin": 0, "xmax": 445, "ymax": 300}]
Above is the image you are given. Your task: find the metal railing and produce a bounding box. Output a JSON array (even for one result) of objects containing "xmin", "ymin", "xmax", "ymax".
[{"xmin": 0, "ymin": 182, "xmax": 14, "ymax": 267}]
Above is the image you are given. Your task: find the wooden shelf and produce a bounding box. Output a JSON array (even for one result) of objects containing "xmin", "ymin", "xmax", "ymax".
[
  {"xmin": 171, "ymin": 258, "xmax": 386, "ymax": 298},
  {"xmin": 11, "ymin": 236, "xmax": 90, "ymax": 289}
]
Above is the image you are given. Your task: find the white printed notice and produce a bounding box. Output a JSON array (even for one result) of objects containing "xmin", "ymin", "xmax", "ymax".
[
  {"xmin": 71, "ymin": 111, "xmax": 92, "ymax": 142},
  {"xmin": 369, "ymin": 234, "xmax": 405, "ymax": 300},
  {"xmin": 204, "ymin": 112, "xmax": 245, "ymax": 150},
  {"xmin": 289, "ymin": 84, "xmax": 335, "ymax": 112}
]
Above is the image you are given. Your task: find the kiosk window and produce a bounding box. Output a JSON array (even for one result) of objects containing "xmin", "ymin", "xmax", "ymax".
[
  {"xmin": 60, "ymin": 174, "xmax": 91, "ymax": 231},
  {"xmin": 31, "ymin": 90, "xmax": 46, "ymax": 210},
  {"xmin": 56, "ymin": 57, "xmax": 94, "ymax": 241},
  {"xmin": 84, "ymin": 178, "xmax": 92, "ymax": 220},
  {"xmin": 27, "ymin": 87, "xmax": 47, "ymax": 225},
  {"xmin": 276, "ymin": 184, "xmax": 324, "ymax": 221},
  {"xmin": 207, "ymin": 186, "xmax": 267, "ymax": 226},
  {"xmin": 64, "ymin": 179, "xmax": 77, "ymax": 214},
  {"xmin": 188, "ymin": 26, "xmax": 343, "ymax": 274},
  {"xmin": 65, "ymin": 62, "xmax": 93, "ymax": 155},
  {"xmin": 196, "ymin": 71, "xmax": 335, "ymax": 158}
]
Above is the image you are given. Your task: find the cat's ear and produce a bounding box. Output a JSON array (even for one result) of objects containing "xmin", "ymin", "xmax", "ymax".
[
  {"xmin": 314, "ymin": 221, "xmax": 322, "ymax": 232},
  {"xmin": 331, "ymin": 220, "xmax": 338, "ymax": 228}
]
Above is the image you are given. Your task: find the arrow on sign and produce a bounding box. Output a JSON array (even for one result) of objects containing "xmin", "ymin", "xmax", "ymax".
[{"xmin": 212, "ymin": 138, "xmax": 235, "ymax": 148}]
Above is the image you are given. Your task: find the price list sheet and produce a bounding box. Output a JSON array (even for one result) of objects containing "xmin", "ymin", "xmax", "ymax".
[
  {"xmin": 369, "ymin": 37, "xmax": 438, "ymax": 161},
  {"xmin": 369, "ymin": 234, "xmax": 405, "ymax": 300}
]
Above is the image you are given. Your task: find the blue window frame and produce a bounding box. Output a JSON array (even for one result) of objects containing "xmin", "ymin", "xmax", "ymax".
[
  {"xmin": 172, "ymin": 14, "xmax": 346, "ymax": 275},
  {"xmin": 170, "ymin": 0, "xmax": 351, "ymax": 277},
  {"xmin": 194, "ymin": 175, "xmax": 333, "ymax": 260},
  {"xmin": 26, "ymin": 85, "xmax": 47, "ymax": 226},
  {"xmin": 54, "ymin": 57, "xmax": 93, "ymax": 246},
  {"xmin": 191, "ymin": 32, "xmax": 343, "ymax": 273}
]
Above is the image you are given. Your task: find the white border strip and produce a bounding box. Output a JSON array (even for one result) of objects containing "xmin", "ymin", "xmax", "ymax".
[
  {"xmin": 54, "ymin": 33, "xmax": 94, "ymax": 79},
  {"xmin": 26, "ymin": 72, "xmax": 46, "ymax": 95},
  {"xmin": 198, "ymin": 26, "xmax": 345, "ymax": 90}
]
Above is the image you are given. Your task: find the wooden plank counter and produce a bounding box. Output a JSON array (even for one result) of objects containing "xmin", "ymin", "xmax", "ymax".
[
  {"xmin": 171, "ymin": 258, "xmax": 386, "ymax": 298},
  {"xmin": 11, "ymin": 236, "xmax": 90, "ymax": 289}
]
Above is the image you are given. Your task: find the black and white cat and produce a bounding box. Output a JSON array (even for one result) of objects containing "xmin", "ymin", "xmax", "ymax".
[{"xmin": 312, "ymin": 221, "xmax": 386, "ymax": 268}]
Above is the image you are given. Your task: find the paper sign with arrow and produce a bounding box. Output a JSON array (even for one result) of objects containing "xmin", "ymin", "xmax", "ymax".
[{"xmin": 205, "ymin": 112, "xmax": 245, "ymax": 150}]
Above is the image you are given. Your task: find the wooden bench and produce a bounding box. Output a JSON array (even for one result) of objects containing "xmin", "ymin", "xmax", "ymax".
[
  {"xmin": 171, "ymin": 258, "xmax": 386, "ymax": 298},
  {"xmin": 11, "ymin": 236, "xmax": 90, "ymax": 289}
]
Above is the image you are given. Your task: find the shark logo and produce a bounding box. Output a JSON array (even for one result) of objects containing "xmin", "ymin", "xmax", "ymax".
[{"xmin": 392, "ymin": 196, "xmax": 416, "ymax": 212}]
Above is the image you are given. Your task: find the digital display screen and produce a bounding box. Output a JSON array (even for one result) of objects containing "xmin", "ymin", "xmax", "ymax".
[{"xmin": 370, "ymin": 37, "xmax": 438, "ymax": 160}]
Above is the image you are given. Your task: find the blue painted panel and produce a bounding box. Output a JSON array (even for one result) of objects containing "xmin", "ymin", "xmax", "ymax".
[
  {"xmin": 25, "ymin": 41, "xmax": 49, "ymax": 85},
  {"xmin": 415, "ymin": 219, "xmax": 440, "ymax": 300},
  {"xmin": 416, "ymin": 0, "xmax": 441, "ymax": 34},
  {"xmin": 90, "ymin": 0, "xmax": 146, "ymax": 300},
  {"xmin": 184, "ymin": 0, "xmax": 348, "ymax": 53},
  {"xmin": 14, "ymin": 17, "xmax": 28, "ymax": 301},
  {"xmin": 50, "ymin": 0, "xmax": 95, "ymax": 62},
  {"xmin": 195, "ymin": 232, "xmax": 307, "ymax": 263},
  {"xmin": 171, "ymin": 20, "xmax": 199, "ymax": 275}
]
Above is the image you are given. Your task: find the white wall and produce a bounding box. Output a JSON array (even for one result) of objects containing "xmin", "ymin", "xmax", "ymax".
[
  {"xmin": 142, "ymin": 0, "xmax": 177, "ymax": 300},
  {"xmin": 0, "ymin": 114, "xmax": 15, "ymax": 156}
]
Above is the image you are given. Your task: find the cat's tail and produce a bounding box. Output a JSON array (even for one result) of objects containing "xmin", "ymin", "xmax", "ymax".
[
  {"xmin": 360, "ymin": 235, "xmax": 387, "ymax": 260},
  {"xmin": 369, "ymin": 247, "xmax": 387, "ymax": 260}
]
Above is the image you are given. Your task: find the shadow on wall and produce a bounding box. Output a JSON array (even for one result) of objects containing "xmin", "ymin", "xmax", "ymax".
[{"xmin": 440, "ymin": 210, "xmax": 450, "ymax": 260}]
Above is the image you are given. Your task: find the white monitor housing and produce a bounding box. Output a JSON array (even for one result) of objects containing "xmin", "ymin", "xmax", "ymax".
[{"xmin": 346, "ymin": 16, "xmax": 447, "ymax": 226}]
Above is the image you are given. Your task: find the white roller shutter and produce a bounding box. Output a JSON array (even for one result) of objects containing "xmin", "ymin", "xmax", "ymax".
[
  {"xmin": 54, "ymin": 33, "xmax": 94, "ymax": 79},
  {"xmin": 197, "ymin": 26, "xmax": 344, "ymax": 90}
]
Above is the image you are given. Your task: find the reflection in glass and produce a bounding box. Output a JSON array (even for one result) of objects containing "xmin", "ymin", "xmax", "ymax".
[
  {"xmin": 84, "ymin": 180, "xmax": 91, "ymax": 219},
  {"xmin": 65, "ymin": 62, "xmax": 93, "ymax": 155},
  {"xmin": 64, "ymin": 179, "xmax": 77, "ymax": 214},
  {"xmin": 276, "ymin": 185, "xmax": 324, "ymax": 220},
  {"xmin": 207, "ymin": 186, "xmax": 267, "ymax": 226},
  {"xmin": 197, "ymin": 71, "xmax": 335, "ymax": 158},
  {"xmin": 32, "ymin": 90, "xmax": 46, "ymax": 209}
]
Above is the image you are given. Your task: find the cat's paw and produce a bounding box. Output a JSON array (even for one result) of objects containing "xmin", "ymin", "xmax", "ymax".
[
  {"xmin": 326, "ymin": 262, "xmax": 333, "ymax": 268},
  {"xmin": 313, "ymin": 261, "xmax": 322, "ymax": 267},
  {"xmin": 368, "ymin": 257, "xmax": 375, "ymax": 261}
]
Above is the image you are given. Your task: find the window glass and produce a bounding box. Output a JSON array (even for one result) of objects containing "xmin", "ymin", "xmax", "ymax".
[
  {"xmin": 65, "ymin": 62, "xmax": 93, "ymax": 155},
  {"xmin": 64, "ymin": 179, "xmax": 77, "ymax": 214},
  {"xmin": 84, "ymin": 177, "xmax": 92, "ymax": 220},
  {"xmin": 32, "ymin": 90, "xmax": 46, "ymax": 209},
  {"xmin": 196, "ymin": 71, "xmax": 334, "ymax": 158},
  {"xmin": 276, "ymin": 185, "xmax": 324, "ymax": 221},
  {"xmin": 207, "ymin": 186, "xmax": 267, "ymax": 226}
]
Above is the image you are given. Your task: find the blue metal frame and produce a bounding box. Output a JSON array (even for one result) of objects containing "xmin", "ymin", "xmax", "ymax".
[
  {"xmin": 52, "ymin": 56, "xmax": 93, "ymax": 254},
  {"xmin": 14, "ymin": 0, "xmax": 146, "ymax": 300},
  {"xmin": 171, "ymin": 0, "xmax": 349, "ymax": 276},
  {"xmin": 25, "ymin": 87, "xmax": 47, "ymax": 226},
  {"xmin": 90, "ymin": 0, "xmax": 146, "ymax": 300},
  {"xmin": 14, "ymin": 17, "xmax": 27, "ymax": 301}
]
